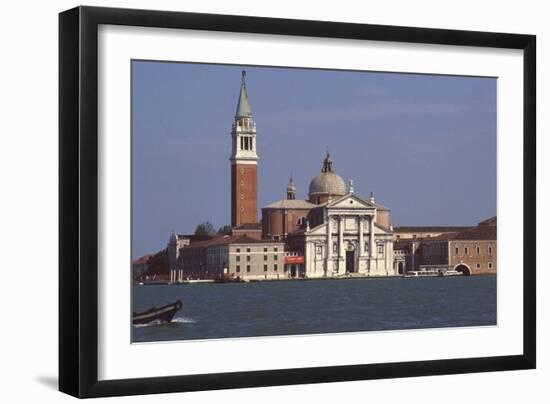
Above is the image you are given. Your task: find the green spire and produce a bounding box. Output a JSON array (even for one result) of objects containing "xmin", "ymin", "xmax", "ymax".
[{"xmin": 235, "ymin": 70, "xmax": 253, "ymax": 118}]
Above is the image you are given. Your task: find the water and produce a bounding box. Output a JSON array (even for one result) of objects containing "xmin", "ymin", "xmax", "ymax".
[{"xmin": 132, "ymin": 276, "xmax": 496, "ymax": 343}]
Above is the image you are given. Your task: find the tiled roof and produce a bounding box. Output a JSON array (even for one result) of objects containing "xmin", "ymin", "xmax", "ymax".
[
  {"xmin": 478, "ymin": 216, "xmax": 497, "ymax": 226},
  {"xmin": 263, "ymin": 199, "xmax": 316, "ymax": 209},
  {"xmin": 394, "ymin": 226, "xmax": 471, "ymax": 233},
  {"xmin": 180, "ymin": 235, "xmax": 227, "ymax": 249},
  {"xmin": 420, "ymin": 225, "xmax": 496, "ymax": 241},
  {"xmin": 208, "ymin": 235, "xmax": 284, "ymax": 247},
  {"xmin": 448, "ymin": 226, "xmax": 496, "ymax": 241}
]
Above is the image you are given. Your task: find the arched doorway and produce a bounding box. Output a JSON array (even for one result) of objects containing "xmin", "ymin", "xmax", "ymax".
[
  {"xmin": 455, "ymin": 264, "xmax": 471, "ymax": 276},
  {"xmin": 398, "ymin": 262, "xmax": 404, "ymax": 275}
]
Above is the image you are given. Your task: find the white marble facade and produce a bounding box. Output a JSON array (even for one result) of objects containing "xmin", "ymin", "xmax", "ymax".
[{"xmin": 304, "ymin": 193, "xmax": 395, "ymax": 277}]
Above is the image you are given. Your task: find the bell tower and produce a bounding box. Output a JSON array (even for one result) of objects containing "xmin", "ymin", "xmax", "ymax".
[{"xmin": 230, "ymin": 71, "xmax": 259, "ymax": 227}]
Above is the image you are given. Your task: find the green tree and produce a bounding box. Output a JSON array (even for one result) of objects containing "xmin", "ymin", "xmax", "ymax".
[
  {"xmin": 194, "ymin": 221, "xmax": 216, "ymax": 236},
  {"xmin": 217, "ymin": 225, "xmax": 232, "ymax": 235}
]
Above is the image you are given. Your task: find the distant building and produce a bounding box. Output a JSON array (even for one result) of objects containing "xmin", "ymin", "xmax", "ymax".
[
  {"xmin": 392, "ymin": 225, "xmax": 471, "ymax": 274},
  {"xmin": 175, "ymin": 235, "xmax": 285, "ymax": 280},
  {"xmin": 418, "ymin": 217, "xmax": 497, "ymax": 275},
  {"xmin": 132, "ymin": 254, "xmax": 154, "ymax": 280},
  {"xmin": 167, "ymin": 232, "xmax": 214, "ymax": 269}
]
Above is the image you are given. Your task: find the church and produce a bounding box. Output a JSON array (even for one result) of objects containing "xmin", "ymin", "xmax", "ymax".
[{"xmin": 226, "ymin": 71, "xmax": 396, "ymax": 278}]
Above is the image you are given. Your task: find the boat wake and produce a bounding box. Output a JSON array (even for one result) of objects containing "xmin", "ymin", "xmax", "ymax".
[
  {"xmin": 133, "ymin": 316, "xmax": 196, "ymax": 328},
  {"xmin": 133, "ymin": 319, "xmax": 166, "ymax": 328},
  {"xmin": 172, "ymin": 316, "xmax": 197, "ymax": 324}
]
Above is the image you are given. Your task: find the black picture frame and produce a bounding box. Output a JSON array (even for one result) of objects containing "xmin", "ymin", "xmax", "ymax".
[{"xmin": 59, "ymin": 5, "xmax": 536, "ymax": 398}]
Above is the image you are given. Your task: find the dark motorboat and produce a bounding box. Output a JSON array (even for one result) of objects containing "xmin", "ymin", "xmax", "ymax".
[{"xmin": 132, "ymin": 300, "xmax": 183, "ymax": 325}]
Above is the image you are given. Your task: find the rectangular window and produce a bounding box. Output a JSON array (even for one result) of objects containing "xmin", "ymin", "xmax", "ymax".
[
  {"xmin": 263, "ymin": 247, "xmax": 267, "ymax": 252},
  {"xmin": 236, "ymin": 255, "xmax": 240, "ymax": 262},
  {"xmin": 455, "ymin": 246, "xmax": 459, "ymax": 255},
  {"xmin": 488, "ymin": 262, "xmax": 493, "ymax": 269},
  {"xmin": 464, "ymin": 247, "xmax": 469, "ymax": 255},
  {"xmin": 246, "ymin": 247, "xmax": 251, "ymax": 253},
  {"xmin": 264, "ymin": 264, "xmax": 268, "ymax": 272},
  {"xmin": 274, "ymin": 247, "xmax": 278, "ymax": 252},
  {"xmin": 488, "ymin": 246, "xmax": 493, "ymax": 255},
  {"xmin": 476, "ymin": 263, "xmax": 481, "ymax": 269},
  {"xmin": 264, "ymin": 255, "xmax": 268, "ymax": 261},
  {"xmin": 274, "ymin": 264, "xmax": 278, "ymax": 271},
  {"xmin": 476, "ymin": 246, "xmax": 480, "ymax": 255},
  {"xmin": 240, "ymin": 137, "xmax": 244, "ymax": 150},
  {"xmin": 274, "ymin": 255, "xmax": 278, "ymax": 261},
  {"xmin": 247, "ymin": 255, "xmax": 250, "ymax": 262},
  {"xmin": 246, "ymin": 265, "xmax": 251, "ymax": 272},
  {"xmin": 236, "ymin": 248, "xmax": 240, "ymax": 253},
  {"xmin": 377, "ymin": 245, "xmax": 384, "ymax": 254},
  {"xmin": 236, "ymin": 265, "xmax": 240, "ymax": 272}
]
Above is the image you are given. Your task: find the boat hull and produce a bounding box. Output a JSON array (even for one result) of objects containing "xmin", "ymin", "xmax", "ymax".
[{"xmin": 132, "ymin": 300, "xmax": 183, "ymax": 325}]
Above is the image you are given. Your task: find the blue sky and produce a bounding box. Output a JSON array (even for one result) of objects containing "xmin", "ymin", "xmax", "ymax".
[{"xmin": 132, "ymin": 61, "xmax": 496, "ymax": 258}]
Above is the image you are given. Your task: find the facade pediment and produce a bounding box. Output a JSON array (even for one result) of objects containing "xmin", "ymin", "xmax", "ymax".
[{"xmin": 327, "ymin": 193, "xmax": 375, "ymax": 210}]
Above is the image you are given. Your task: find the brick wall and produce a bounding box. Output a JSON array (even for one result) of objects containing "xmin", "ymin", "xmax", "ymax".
[{"xmin": 231, "ymin": 163, "xmax": 258, "ymax": 226}]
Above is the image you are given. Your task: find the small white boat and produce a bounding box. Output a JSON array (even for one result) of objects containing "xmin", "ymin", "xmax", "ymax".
[{"xmin": 404, "ymin": 269, "xmax": 464, "ymax": 278}]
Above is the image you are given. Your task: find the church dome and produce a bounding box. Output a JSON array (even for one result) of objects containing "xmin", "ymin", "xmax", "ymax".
[
  {"xmin": 308, "ymin": 152, "xmax": 347, "ymax": 199},
  {"xmin": 309, "ymin": 172, "xmax": 347, "ymax": 196}
]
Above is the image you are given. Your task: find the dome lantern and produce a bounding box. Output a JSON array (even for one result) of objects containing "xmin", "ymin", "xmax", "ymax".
[{"xmin": 308, "ymin": 152, "xmax": 347, "ymax": 204}]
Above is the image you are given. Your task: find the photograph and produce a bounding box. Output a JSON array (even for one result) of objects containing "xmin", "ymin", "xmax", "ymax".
[{"xmin": 131, "ymin": 61, "xmax": 497, "ymax": 343}]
